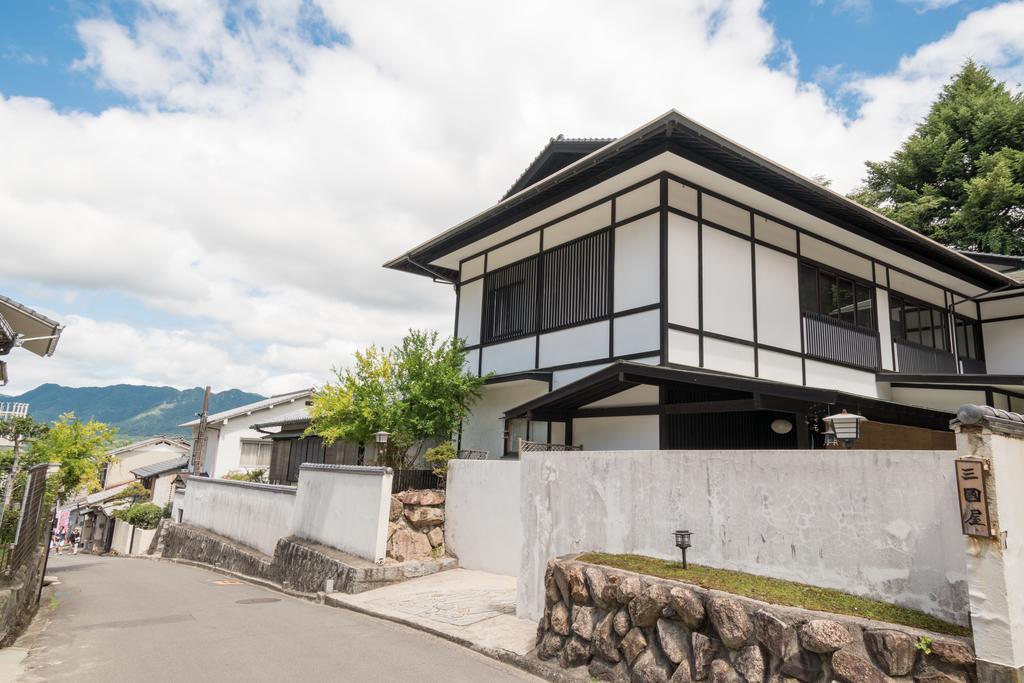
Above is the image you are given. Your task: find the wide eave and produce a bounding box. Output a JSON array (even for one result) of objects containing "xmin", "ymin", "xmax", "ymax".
[{"xmin": 384, "ymin": 111, "xmax": 1016, "ymax": 291}]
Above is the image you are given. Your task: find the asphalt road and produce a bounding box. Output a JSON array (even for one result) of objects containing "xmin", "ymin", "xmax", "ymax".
[{"xmin": 15, "ymin": 554, "xmax": 540, "ymax": 682}]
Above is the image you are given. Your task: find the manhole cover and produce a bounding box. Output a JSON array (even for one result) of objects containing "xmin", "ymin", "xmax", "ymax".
[
  {"xmin": 235, "ymin": 598, "xmax": 280, "ymax": 605},
  {"xmin": 212, "ymin": 579, "xmax": 243, "ymax": 585}
]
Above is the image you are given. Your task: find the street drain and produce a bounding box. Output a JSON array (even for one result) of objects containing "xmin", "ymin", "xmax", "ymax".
[{"xmin": 235, "ymin": 598, "xmax": 280, "ymax": 604}]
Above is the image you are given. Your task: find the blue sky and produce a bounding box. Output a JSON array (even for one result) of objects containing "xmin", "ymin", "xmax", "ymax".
[{"xmin": 1, "ymin": 1, "xmax": 1022, "ymax": 395}]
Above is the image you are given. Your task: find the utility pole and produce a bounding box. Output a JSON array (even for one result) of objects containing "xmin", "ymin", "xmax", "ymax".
[{"xmin": 191, "ymin": 386, "xmax": 211, "ymax": 476}]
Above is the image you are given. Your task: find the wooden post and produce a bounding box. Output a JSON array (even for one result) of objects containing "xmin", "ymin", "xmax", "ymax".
[{"xmin": 192, "ymin": 386, "xmax": 211, "ymax": 476}]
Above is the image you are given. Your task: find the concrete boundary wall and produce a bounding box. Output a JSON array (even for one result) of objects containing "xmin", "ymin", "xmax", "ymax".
[
  {"xmin": 183, "ymin": 477, "xmax": 296, "ymax": 556},
  {"xmin": 445, "ymin": 460, "xmax": 522, "ymax": 576},
  {"xmin": 518, "ymin": 449, "xmax": 968, "ymax": 624},
  {"xmin": 291, "ymin": 464, "xmax": 393, "ymax": 563}
]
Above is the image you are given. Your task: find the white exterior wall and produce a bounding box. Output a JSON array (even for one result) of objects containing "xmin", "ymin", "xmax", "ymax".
[
  {"xmin": 290, "ymin": 464, "xmax": 393, "ymax": 563},
  {"xmin": 444, "ymin": 460, "xmax": 522, "ymax": 576},
  {"xmin": 539, "ymin": 321, "xmax": 608, "ymax": 368},
  {"xmin": 982, "ymin": 319, "xmax": 1024, "ymax": 374},
  {"xmin": 460, "ymin": 380, "xmax": 548, "ymax": 459},
  {"xmin": 171, "ymin": 489, "xmax": 185, "ymax": 522},
  {"xmin": 754, "ymin": 246, "xmax": 801, "ymax": 352},
  {"xmin": 197, "ymin": 401, "xmax": 310, "ymax": 477},
  {"xmin": 183, "ymin": 477, "xmax": 296, "ymax": 556},
  {"xmin": 702, "ymin": 227, "xmax": 754, "ymax": 341},
  {"xmin": 110, "ymin": 519, "xmax": 159, "ymax": 556},
  {"xmin": 573, "ymin": 415, "xmax": 658, "ymax": 451},
  {"xmin": 614, "ymin": 213, "xmax": 659, "ymax": 312},
  {"xmin": 518, "ymin": 449, "xmax": 967, "ymax": 624},
  {"xmin": 150, "ymin": 472, "xmax": 178, "ymax": 506}
]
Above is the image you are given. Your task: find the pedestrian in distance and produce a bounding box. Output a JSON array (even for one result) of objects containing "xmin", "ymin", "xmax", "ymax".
[
  {"xmin": 55, "ymin": 526, "xmax": 66, "ymax": 555},
  {"xmin": 69, "ymin": 527, "xmax": 81, "ymax": 555}
]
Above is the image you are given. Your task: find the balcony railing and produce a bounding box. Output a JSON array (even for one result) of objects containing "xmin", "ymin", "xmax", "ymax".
[
  {"xmin": 960, "ymin": 357, "xmax": 987, "ymax": 375},
  {"xmin": 802, "ymin": 312, "xmax": 880, "ymax": 371},
  {"xmin": 894, "ymin": 339, "xmax": 957, "ymax": 374}
]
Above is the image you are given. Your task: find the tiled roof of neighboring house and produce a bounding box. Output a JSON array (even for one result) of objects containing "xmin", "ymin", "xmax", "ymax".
[
  {"xmin": 130, "ymin": 455, "xmax": 190, "ymax": 479},
  {"xmin": 179, "ymin": 388, "xmax": 314, "ymax": 428},
  {"xmin": 960, "ymin": 250, "xmax": 1024, "ymax": 282},
  {"xmin": 385, "ymin": 110, "xmax": 1018, "ymax": 291},
  {"xmin": 107, "ymin": 436, "xmax": 191, "ymax": 457},
  {"xmin": 82, "ymin": 481, "xmax": 133, "ymax": 506},
  {"xmin": 503, "ymin": 135, "xmax": 615, "ymax": 200},
  {"xmin": 250, "ymin": 408, "xmax": 311, "ymax": 431}
]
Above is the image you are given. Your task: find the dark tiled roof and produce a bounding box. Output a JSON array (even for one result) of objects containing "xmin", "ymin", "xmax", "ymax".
[
  {"xmin": 503, "ymin": 135, "xmax": 614, "ymax": 200},
  {"xmin": 130, "ymin": 455, "xmax": 189, "ymax": 478}
]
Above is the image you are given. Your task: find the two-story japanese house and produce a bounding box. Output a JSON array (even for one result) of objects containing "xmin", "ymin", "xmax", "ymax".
[{"xmin": 385, "ymin": 111, "xmax": 1024, "ymax": 457}]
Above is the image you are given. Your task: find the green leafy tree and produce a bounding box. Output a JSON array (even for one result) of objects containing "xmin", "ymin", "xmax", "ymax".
[
  {"xmin": 115, "ymin": 502, "xmax": 163, "ymax": 530},
  {"xmin": 850, "ymin": 61, "xmax": 1024, "ymax": 254},
  {"xmin": 0, "ymin": 415, "xmax": 49, "ymax": 510},
  {"xmin": 24, "ymin": 413, "xmax": 117, "ymax": 501},
  {"xmin": 307, "ymin": 330, "xmax": 485, "ymax": 469}
]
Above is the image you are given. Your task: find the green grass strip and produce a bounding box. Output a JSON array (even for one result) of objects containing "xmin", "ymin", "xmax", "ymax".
[{"xmin": 577, "ymin": 552, "xmax": 970, "ymax": 638}]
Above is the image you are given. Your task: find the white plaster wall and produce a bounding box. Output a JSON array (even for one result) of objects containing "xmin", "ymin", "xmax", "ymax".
[
  {"xmin": 668, "ymin": 180, "xmax": 697, "ymax": 215},
  {"xmin": 460, "ymin": 381, "xmax": 549, "ymax": 459},
  {"xmin": 702, "ymin": 227, "xmax": 753, "ymax": 341},
  {"xmin": 613, "ymin": 309, "xmax": 660, "ymax": 357},
  {"xmin": 183, "ymin": 477, "xmax": 296, "ymax": 556},
  {"xmin": 703, "ymin": 338, "xmax": 755, "ymax": 376},
  {"xmin": 757, "ymin": 349, "xmax": 803, "ymax": 385},
  {"xmin": 539, "ymin": 321, "xmax": 608, "ymax": 368},
  {"xmin": 457, "ymin": 279, "xmax": 483, "ymax": 346},
  {"xmin": 754, "ymin": 216, "xmax": 796, "ymax": 253},
  {"xmin": 982, "ymin": 319, "xmax": 1024, "ymax": 374},
  {"xmin": 151, "ymin": 472, "xmax": 177, "ymax": 506},
  {"xmin": 667, "ymin": 214, "xmax": 699, "ymax": 328},
  {"xmin": 616, "ymin": 180, "xmax": 659, "ymax": 220},
  {"xmin": 754, "ymin": 245, "xmax": 801, "ymax": 351},
  {"xmin": 171, "ymin": 489, "xmax": 185, "ymax": 522},
  {"xmin": 891, "ymin": 387, "xmax": 987, "ymax": 413},
  {"xmin": 480, "ymin": 337, "xmax": 536, "ymax": 375},
  {"xmin": 445, "ymin": 460, "xmax": 522, "ymax": 576},
  {"xmin": 585, "ymin": 385, "xmax": 658, "ymax": 408},
  {"xmin": 551, "ymin": 363, "xmax": 609, "ymax": 390},
  {"xmin": 487, "ymin": 232, "xmax": 540, "ymax": 271},
  {"xmin": 668, "ymin": 329, "xmax": 700, "ymax": 367},
  {"xmin": 518, "ymin": 449, "xmax": 968, "ymax": 624},
  {"xmin": 804, "ymin": 359, "xmax": 879, "ymax": 397},
  {"xmin": 463, "ymin": 348, "xmax": 480, "ymax": 376},
  {"xmin": 543, "ymin": 202, "xmax": 611, "ymax": 249},
  {"xmin": 614, "ymin": 213, "xmax": 660, "ymax": 312},
  {"xmin": 573, "ymin": 415, "xmax": 659, "ymax": 451},
  {"xmin": 800, "ymin": 235, "xmax": 873, "ymax": 282},
  {"xmin": 461, "ymin": 255, "xmax": 484, "ymax": 281},
  {"xmin": 889, "ymin": 270, "xmax": 945, "ymax": 307},
  {"xmin": 291, "ymin": 465, "xmax": 392, "ymax": 563},
  {"xmin": 979, "ymin": 296, "xmax": 1024, "ymax": 320},
  {"xmin": 703, "ymin": 194, "xmax": 750, "ymax": 234}
]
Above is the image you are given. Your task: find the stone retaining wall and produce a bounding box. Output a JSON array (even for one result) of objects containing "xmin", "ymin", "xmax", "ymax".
[
  {"xmin": 386, "ymin": 489, "xmax": 446, "ymax": 562},
  {"xmin": 537, "ymin": 556, "xmax": 976, "ymax": 683},
  {"xmin": 0, "ymin": 547, "xmax": 45, "ymax": 646},
  {"xmin": 160, "ymin": 521, "xmax": 456, "ymax": 594}
]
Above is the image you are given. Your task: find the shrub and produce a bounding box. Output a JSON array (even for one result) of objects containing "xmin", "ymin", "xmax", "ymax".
[
  {"xmin": 110, "ymin": 481, "xmax": 150, "ymax": 502},
  {"xmin": 162, "ymin": 502, "xmax": 172, "ymax": 519},
  {"xmin": 116, "ymin": 502, "xmax": 163, "ymax": 530},
  {"xmin": 223, "ymin": 469, "xmax": 268, "ymax": 483},
  {"xmin": 424, "ymin": 442, "xmax": 457, "ymax": 480}
]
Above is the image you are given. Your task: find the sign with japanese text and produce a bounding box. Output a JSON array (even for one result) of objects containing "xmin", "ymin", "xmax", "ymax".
[{"xmin": 955, "ymin": 458, "xmax": 993, "ymax": 538}]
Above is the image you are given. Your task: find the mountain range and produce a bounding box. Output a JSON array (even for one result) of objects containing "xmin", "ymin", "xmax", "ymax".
[{"xmin": 0, "ymin": 384, "xmax": 266, "ymax": 439}]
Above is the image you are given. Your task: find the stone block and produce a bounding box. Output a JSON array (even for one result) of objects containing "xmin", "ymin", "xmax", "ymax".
[
  {"xmin": 389, "ymin": 495, "xmax": 403, "ymax": 521},
  {"xmin": 403, "ymin": 506, "xmax": 444, "ymax": 528},
  {"xmin": 633, "ymin": 648, "xmax": 674, "ymax": 683},
  {"xmin": 630, "ymin": 584, "xmax": 671, "ymax": 628},
  {"xmin": 589, "ymin": 657, "xmax": 630, "ymax": 682},
  {"xmin": 753, "ymin": 609, "xmax": 798, "ymax": 660},
  {"xmin": 613, "ymin": 608, "xmax": 631, "ymax": 637},
  {"xmin": 733, "ymin": 645, "xmax": 765, "ymax": 683},
  {"xmin": 426, "ymin": 527, "xmax": 443, "ymax": 548},
  {"xmin": 832, "ymin": 648, "xmax": 892, "ymax": 683},
  {"xmin": 864, "ymin": 629, "xmax": 917, "ymax": 676},
  {"xmin": 656, "ymin": 618, "xmax": 690, "ymax": 664},
  {"xmin": 798, "ymin": 619, "xmax": 853, "ymax": 654},
  {"xmin": 551, "ymin": 601, "xmax": 571, "ymax": 636},
  {"xmin": 388, "ymin": 529, "xmax": 432, "ymax": 561},
  {"xmin": 538, "ymin": 631, "xmax": 564, "ymax": 660},
  {"xmin": 707, "ymin": 595, "xmax": 753, "ymax": 649},
  {"xmin": 594, "ymin": 610, "xmax": 621, "ymax": 662},
  {"xmin": 621, "ymin": 627, "xmax": 648, "ymax": 666},
  {"xmin": 692, "ymin": 632, "xmax": 718, "ymax": 681},
  {"xmin": 396, "ymin": 489, "xmax": 445, "ymax": 506},
  {"xmin": 560, "ymin": 634, "xmax": 591, "ymax": 668},
  {"xmin": 669, "ymin": 586, "xmax": 705, "ymax": 629},
  {"xmin": 572, "ymin": 605, "xmax": 599, "ymax": 640}
]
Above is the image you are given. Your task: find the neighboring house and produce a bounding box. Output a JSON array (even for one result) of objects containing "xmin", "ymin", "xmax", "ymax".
[
  {"xmin": 180, "ymin": 389, "xmax": 313, "ymax": 477},
  {"xmin": 0, "ymin": 294, "xmax": 63, "ymax": 387},
  {"xmin": 131, "ymin": 455, "xmax": 189, "ymax": 507},
  {"xmin": 385, "ymin": 110, "xmax": 1024, "ymax": 456},
  {"xmin": 102, "ymin": 436, "xmax": 191, "ymax": 488},
  {"xmin": 251, "ymin": 411, "xmax": 362, "ymax": 485},
  {"xmin": 0, "ymin": 401, "xmax": 29, "ymax": 451}
]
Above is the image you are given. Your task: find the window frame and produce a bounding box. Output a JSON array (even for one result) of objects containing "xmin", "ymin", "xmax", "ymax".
[
  {"xmin": 798, "ymin": 261, "xmax": 877, "ymax": 332},
  {"xmin": 888, "ymin": 294, "xmax": 952, "ymax": 352},
  {"xmin": 239, "ymin": 438, "xmax": 273, "ymax": 469},
  {"xmin": 482, "ymin": 256, "xmax": 539, "ymax": 343},
  {"xmin": 539, "ymin": 228, "xmax": 611, "ymax": 332}
]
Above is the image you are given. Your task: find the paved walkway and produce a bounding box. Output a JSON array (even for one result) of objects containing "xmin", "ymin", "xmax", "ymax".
[
  {"xmin": 326, "ymin": 568, "xmax": 538, "ymax": 657},
  {"xmin": 4, "ymin": 554, "xmax": 540, "ymax": 682}
]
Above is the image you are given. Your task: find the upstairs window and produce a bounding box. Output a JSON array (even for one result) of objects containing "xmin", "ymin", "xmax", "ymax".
[
  {"xmin": 954, "ymin": 317, "xmax": 984, "ymax": 361},
  {"xmin": 540, "ymin": 230, "xmax": 610, "ymax": 331},
  {"xmin": 483, "ymin": 257, "xmax": 538, "ymax": 343},
  {"xmin": 798, "ymin": 263, "xmax": 875, "ymax": 330},
  {"xmin": 239, "ymin": 439, "xmax": 272, "ymax": 469},
  {"xmin": 890, "ymin": 295, "xmax": 949, "ymax": 351}
]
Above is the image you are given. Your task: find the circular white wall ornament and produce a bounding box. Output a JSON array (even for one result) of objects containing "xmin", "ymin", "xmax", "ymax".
[{"xmin": 770, "ymin": 418, "xmax": 793, "ymax": 435}]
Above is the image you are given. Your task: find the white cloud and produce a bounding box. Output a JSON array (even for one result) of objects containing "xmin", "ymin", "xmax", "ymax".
[
  {"xmin": 900, "ymin": 0, "xmax": 961, "ymax": 11},
  {"xmin": 2, "ymin": 0, "xmax": 1024, "ymax": 395}
]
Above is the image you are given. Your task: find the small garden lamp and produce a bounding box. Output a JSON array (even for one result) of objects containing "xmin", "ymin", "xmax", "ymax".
[
  {"xmin": 373, "ymin": 430, "xmax": 390, "ymax": 462},
  {"xmin": 821, "ymin": 410, "xmax": 866, "ymax": 449},
  {"xmin": 674, "ymin": 529, "xmax": 692, "ymax": 569}
]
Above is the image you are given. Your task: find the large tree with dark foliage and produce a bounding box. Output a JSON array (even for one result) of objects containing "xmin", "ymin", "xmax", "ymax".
[{"xmin": 850, "ymin": 61, "xmax": 1024, "ymax": 254}]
